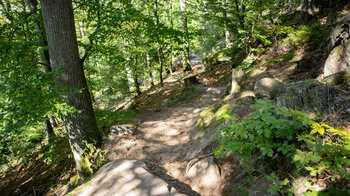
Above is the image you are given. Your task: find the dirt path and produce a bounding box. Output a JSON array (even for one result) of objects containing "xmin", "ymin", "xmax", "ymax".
[{"xmin": 103, "ymin": 74, "xmax": 227, "ymax": 195}]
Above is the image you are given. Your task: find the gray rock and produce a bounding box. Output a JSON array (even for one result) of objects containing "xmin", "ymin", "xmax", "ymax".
[
  {"xmin": 69, "ymin": 159, "xmax": 185, "ymax": 196},
  {"xmin": 250, "ymin": 176, "xmax": 279, "ymax": 196},
  {"xmin": 254, "ymin": 78, "xmax": 284, "ymax": 99},
  {"xmin": 327, "ymin": 13, "xmax": 350, "ymax": 52},
  {"xmin": 324, "ymin": 40, "xmax": 350, "ymax": 77},
  {"xmin": 274, "ymin": 80, "xmax": 348, "ymax": 114},
  {"xmin": 321, "ymin": 70, "xmax": 350, "ymax": 85}
]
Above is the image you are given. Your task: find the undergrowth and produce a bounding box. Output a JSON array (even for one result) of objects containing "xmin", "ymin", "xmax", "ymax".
[{"xmin": 214, "ymin": 99, "xmax": 350, "ymax": 194}]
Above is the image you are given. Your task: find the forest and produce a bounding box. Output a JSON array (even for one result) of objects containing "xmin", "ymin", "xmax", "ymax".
[{"xmin": 0, "ymin": 0, "xmax": 350, "ymax": 195}]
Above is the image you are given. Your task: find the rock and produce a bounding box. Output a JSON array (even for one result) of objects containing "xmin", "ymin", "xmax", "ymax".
[
  {"xmin": 274, "ymin": 80, "xmax": 348, "ymax": 114},
  {"xmin": 185, "ymin": 157, "xmax": 221, "ymax": 196},
  {"xmin": 322, "ymin": 70, "xmax": 350, "ymax": 85},
  {"xmin": 184, "ymin": 75, "xmax": 201, "ymax": 86},
  {"xmin": 250, "ymin": 176, "xmax": 279, "ymax": 196},
  {"xmin": 324, "ymin": 40, "xmax": 350, "ymax": 77},
  {"xmin": 110, "ymin": 124, "xmax": 138, "ymax": 136},
  {"xmin": 69, "ymin": 159, "xmax": 185, "ymax": 196},
  {"xmin": 254, "ymin": 78, "xmax": 284, "ymax": 99},
  {"xmin": 327, "ymin": 13, "xmax": 350, "ymax": 52}
]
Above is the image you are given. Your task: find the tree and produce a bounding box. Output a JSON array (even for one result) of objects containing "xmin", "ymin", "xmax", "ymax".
[
  {"xmin": 180, "ymin": 0, "xmax": 192, "ymax": 72},
  {"xmin": 39, "ymin": 0, "xmax": 102, "ymax": 177}
]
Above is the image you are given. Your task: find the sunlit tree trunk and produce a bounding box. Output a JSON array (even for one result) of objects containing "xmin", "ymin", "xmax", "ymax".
[
  {"xmin": 180, "ymin": 0, "xmax": 192, "ymax": 72},
  {"xmin": 222, "ymin": 0, "xmax": 231, "ymax": 48},
  {"xmin": 40, "ymin": 0, "xmax": 102, "ymax": 178}
]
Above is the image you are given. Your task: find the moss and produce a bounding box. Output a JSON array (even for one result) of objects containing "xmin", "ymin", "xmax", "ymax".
[
  {"xmin": 196, "ymin": 103, "xmax": 235, "ymax": 130},
  {"xmin": 79, "ymin": 156, "xmax": 93, "ymax": 178}
]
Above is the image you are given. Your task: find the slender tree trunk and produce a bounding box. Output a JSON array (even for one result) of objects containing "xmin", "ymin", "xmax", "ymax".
[
  {"xmin": 154, "ymin": 0, "xmax": 164, "ymax": 86},
  {"xmin": 133, "ymin": 56, "xmax": 141, "ymax": 95},
  {"xmin": 147, "ymin": 53, "xmax": 155, "ymax": 86},
  {"xmin": 180, "ymin": 0, "xmax": 192, "ymax": 72},
  {"xmin": 158, "ymin": 48, "xmax": 164, "ymax": 86},
  {"xmin": 168, "ymin": 0, "xmax": 174, "ymax": 75},
  {"xmin": 40, "ymin": 0, "xmax": 102, "ymax": 178},
  {"xmin": 49, "ymin": 115, "xmax": 58, "ymax": 127},
  {"xmin": 222, "ymin": 0, "xmax": 231, "ymax": 48},
  {"xmin": 45, "ymin": 117, "xmax": 56, "ymax": 142}
]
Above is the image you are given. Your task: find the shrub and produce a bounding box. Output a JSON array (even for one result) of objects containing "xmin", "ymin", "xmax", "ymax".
[{"xmin": 214, "ymin": 99, "xmax": 350, "ymax": 191}]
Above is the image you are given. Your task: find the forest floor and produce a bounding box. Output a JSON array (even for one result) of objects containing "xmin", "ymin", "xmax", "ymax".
[{"xmin": 103, "ymin": 64, "xmax": 239, "ymax": 195}]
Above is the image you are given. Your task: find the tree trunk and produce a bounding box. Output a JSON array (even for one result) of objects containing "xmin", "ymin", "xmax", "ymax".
[
  {"xmin": 222, "ymin": 0, "xmax": 231, "ymax": 48},
  {"xmin": 147, "ymin": 53, "xmax": 155, "ymax": 86},
  {"xmin": 133, "ymin": 56, "xmax": 141, "ymax": 95},
  {"xmin": 169, "ymin": 0, "xmax": 174, "ymax": 75},
  {"xmin": 158, "ymin": 48, "xmax": 164, "ymax": 86},
  {"xmin": 180, "ymin": 0, "xmax": 192, "ymax": 72},
  {"xmin": 45, "ymin": 117, "xmax": 56, "ymax": 143},
  {"xmin": 40, "ymin": 0, "xmax": 102, "ymax": 178}
]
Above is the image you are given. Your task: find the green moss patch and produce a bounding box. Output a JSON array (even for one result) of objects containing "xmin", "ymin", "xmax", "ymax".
[{"xmin": 196, "ymin": 103, "xmax": 235, "ymax": 130}]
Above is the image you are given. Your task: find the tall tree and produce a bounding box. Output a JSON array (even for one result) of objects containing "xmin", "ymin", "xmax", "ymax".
[
  {"xmin": 180, "ymin": 0, "xmax": 192, "ymax": 72},
  {"xmin": 39, "ymin": 0, "xmax": 102, "ymax": 177}
]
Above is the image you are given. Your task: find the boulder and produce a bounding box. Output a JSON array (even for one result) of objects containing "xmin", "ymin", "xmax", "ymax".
[
  {"xmin": 324, "ymin": 40, "xmax": 350, "ymax": 77},
  {"xmin": 185, "ymin": 157, "xmax": 221, "ymax": 196},
  {"xmin": 274, "ymin": 80, "xmax": 347, "ymax": 114},
  {"xmin": 326, "ymin": 13, "xmax": 350, "ymax": 52},
  {"xmin": 321, "ymin": 70, "xmax": 350, "ymax": 85},
  {"xmin": 69, "ymin": 159, "xmax": 185, "ymax": 196},
  {"xmin": 254, "ymin": 78, "xmax": 284, "ymax": 99}
]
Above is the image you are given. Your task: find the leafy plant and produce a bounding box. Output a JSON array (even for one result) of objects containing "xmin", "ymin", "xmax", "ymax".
[{"xmin": 214, "ymin": 99, "xmax": 350, "ymax": 192}]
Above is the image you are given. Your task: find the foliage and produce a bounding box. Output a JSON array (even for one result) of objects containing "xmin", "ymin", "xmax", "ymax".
[{"xmin": 214, "ymin": 99, "xmax": 350, "ymax": 192}]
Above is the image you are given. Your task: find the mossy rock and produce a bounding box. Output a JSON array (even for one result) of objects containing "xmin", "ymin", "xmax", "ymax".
[
  {"xmin": 321, "ymin": 70, "xmax": 350, "ymax": 85},
  {"xmin": 196, "ymin": 102, "xmax": 235, "ymax": 130},
  {"xmin": 274, "ymin": 80, "xmax": 347, "ymax": 114}
]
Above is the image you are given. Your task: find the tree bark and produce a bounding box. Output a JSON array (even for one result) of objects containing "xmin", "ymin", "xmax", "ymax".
[
  {"xmin": 222, "ymin": 0, "xmax": 231, "ymax": 48},
  {"xmin": 133, "ymin": 56, "xmax": 142, "ymax": 95},
  {"xmin": 147, "ymin": 53, "xmax": 155, "ymax": 86},
  {"xmin": 40, "ymin": 0, "xmax": 102, "ymax": 177},
  {"xmin": 180, "ymin": 0, "xmax": 192, "ymax": 72}
]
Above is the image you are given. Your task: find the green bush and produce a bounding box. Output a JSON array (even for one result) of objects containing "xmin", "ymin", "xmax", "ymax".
[{"xmin": 214, "ymin": 99, "xmax": 350, "ymax": 191}]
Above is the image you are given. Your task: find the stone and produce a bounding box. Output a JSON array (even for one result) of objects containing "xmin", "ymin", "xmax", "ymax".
[
  {"xmin": 69, "ymin": 159, "xmax": 185, "ymax": 196},
  {"xmin": 185, "ymin": 157, "xmax": 221, "ymax": 196},
  {"xmin": 327, "ymin": 13, "xmax": 350, "ymax": 52},
  {"xmin": 274, "ymin": 80, "xmax": 348, "ymax": 114},
  {"xmin": 254, "ymin": 78, "xmax": 284, "ymax": 99},
  {"xmin": 184, "ymin": 75, "xmax": 201, "ymax": 86},
  {"xmin": 321, "ymin": 70, "xmax": 350, "ymax": 85},
  {"xmin": 250, "ymin": 176, "xmax": 279, "ymax": 196},
  {"xmin": 324, "ymin": 40, "xmax": 350, "ymax": 77}
]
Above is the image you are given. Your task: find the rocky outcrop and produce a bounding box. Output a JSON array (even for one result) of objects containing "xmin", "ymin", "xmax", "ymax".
[
  {"xmin": 324, "ymin": 39, "xmax": 350, "ymax": 77},
  {"xmin": 274, "ymin": 80, "xmax": 349, "ymax": 114},
  {"xmin": 69, "ymin": 159, "xmax": 186, "ymax": 196},
  {"xmin": 322, "ymin": 70, "xmax": 350, "ymax": 85},
  {"xmin": 326, "ymin": 13, "xmax": 350, "ymax": 52},
  {"xmin": 254, "ymin": 78, "xmax": 284, "ymax": 99}
]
